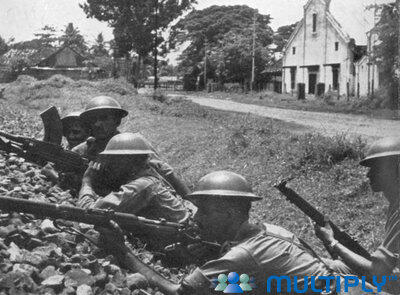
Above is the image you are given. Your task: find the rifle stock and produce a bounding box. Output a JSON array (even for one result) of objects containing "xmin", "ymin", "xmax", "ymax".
[{"xmin": 274, "ymin": 180, "xmax": 371, "ymax": 260}]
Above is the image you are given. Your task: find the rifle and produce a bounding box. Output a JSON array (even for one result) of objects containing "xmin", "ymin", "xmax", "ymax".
[
  {"xmin": 0, "ymin": 130, "xmax": 88, "ymax": 174},
  {"xmin": 274, "ymin": 179, "xmax": 371, "ymax": 260},
  {"xmin": 40, "ymin": 106, "xmax": 63, "ymax": 145},
  {"xmin": 0, "ymin": 195, "xmax": 205, "ymax": 250}
]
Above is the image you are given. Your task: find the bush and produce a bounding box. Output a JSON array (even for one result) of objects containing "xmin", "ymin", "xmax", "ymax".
[
  {"xmin": 46, "ymin": 74, "xmax": 74, "ymax": 88},
  {"xmin": 323, "ymin": 90, "xmax": 338, "ymax": 105},
  {"xmin": 97, "ymin": 78, "xmax": 136, "ymax": 95},
  {"xmin": 295, "ymin": 133, "xmax": 366, "ymax": 168}
]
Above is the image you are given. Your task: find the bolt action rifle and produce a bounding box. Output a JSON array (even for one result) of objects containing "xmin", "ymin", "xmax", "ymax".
[
  {"xmin": 0, "ymin": 130, "xmax": 88, "ymax": 174},
  {"xmin": 274, "ymin": 179, "xmax": 371, "ymax": 260},
  {"xmin": 0, "ymin": 195, "xmax": 217, "ymax": 256}
]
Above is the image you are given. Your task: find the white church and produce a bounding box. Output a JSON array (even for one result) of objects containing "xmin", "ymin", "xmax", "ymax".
[{"xmin": 281, "ymin": 0, "xmax": 380, "ymax": 98}]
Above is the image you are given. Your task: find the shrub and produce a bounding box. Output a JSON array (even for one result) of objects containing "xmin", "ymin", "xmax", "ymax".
[{"xmin": 295, "ymin": 133, "xmax": 366, "ymax": 168}]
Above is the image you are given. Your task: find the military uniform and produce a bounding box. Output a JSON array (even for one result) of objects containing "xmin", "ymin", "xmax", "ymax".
[
  {"xmin": 179, "ymin": 222, "xmax": 361, "ymax": 295},
  {"xmin": 78, "ymin": 166, "xmax": 189, "ymax": 224},
  {"xmin": 72, "ymin": 132, "xmax": 175, "ymax": 190}
]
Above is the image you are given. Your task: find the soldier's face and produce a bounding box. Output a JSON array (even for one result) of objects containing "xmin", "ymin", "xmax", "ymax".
[
  {"xmin": 367, "ymin": 159, "xmax": 398, "ymax": 193},
  {"xmin": 87, "ymin": 111, "xmax": 120, "ymax": 140},
  {"xmin": 65, "ymin": 121, "xmax": 88, "ymax": 148},
  {"xmin": 194, "ymin": 199, "xmax": 231, "ymax": 242}
]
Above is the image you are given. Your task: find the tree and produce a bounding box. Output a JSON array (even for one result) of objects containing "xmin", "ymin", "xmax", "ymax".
[
  {"xmin": 80, "ymin": 0, "xmax": 196, "ymax": 85},
  {"xmin": 91, "ymin": 33, "xmax": 109, "ymax": 57},
  {"xmin": 370, "ymin": 3, "xmax": 398, "ymax": 108},
  {"xmin": 273, "ymin": 23, "xmax": 298, "ymax": 52},
  {"xmin": 170, "ymin": 5, "xmax": 273, "ymax": 89},
  {"xmin": 34, "ymin": 25, "xmax": 57, "ymax": 48},
  {"xmin": 0, "ymin": 35, "xmax": 8, "ymax": 56},
  {"xmin": 59, "ymin": 23, "xmax": 88, "ymax": 53}
]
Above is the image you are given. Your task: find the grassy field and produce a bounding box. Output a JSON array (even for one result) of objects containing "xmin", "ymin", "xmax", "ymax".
[
  {"xmin": 189, "ymin": 90, "xmax": 396, "ymax": 119},
  {"xmin": 1, "ymin": 75, "xmax": 387, "ymax": 258}
]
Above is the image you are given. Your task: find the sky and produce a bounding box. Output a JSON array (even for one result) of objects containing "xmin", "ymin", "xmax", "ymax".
[{"xmin": 0, "ymin": 0, "xmax": 393, "ymax": 62}]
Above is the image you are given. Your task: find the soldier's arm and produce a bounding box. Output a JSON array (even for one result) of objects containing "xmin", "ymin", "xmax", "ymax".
[
  {"xmin": 316, "ymin": 224, "xmax": 394, "ymax": 277},
  {"xmin": 77, "ymin": 161, "xmax": 101, "ymax": 208}
]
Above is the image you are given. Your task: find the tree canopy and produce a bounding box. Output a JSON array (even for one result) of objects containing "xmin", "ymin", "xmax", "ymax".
[
  {"xmin": 273, "ymin": 23, "xmax": 298, "ymax": 52},
  {"xmin": 91, "ymin": 33, "xmax": 109, "ymax": 57},
  {"xmin": 370, "ymin": 3, "xmax": 398, "ymax": 107},
  {"xmin": 34, "ymin": 25, "xmax": 57, "ymax": 48},
  {"xmin": 80, "ymin": 0, "xmax": 196, "ymax": 83},
  {"xmin": 59, "ymin": 23, "xmax": 88, "ymax": 53},
  {"xmin": 170, "ymin": 5, "xmax": 273, "ymax": 88},
  {"xmin": 0, "ymin": 36, "xmax": 8, "ymax": 56}
]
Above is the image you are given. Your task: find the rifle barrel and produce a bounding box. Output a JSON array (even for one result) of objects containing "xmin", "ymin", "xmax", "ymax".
[
  {"xmin": 0, "ymin": 196, "xmax": 183, "ymax": 238},
  {"xmin": 274, "ymin": 180, "xmax": 371, "ymax": 260}
]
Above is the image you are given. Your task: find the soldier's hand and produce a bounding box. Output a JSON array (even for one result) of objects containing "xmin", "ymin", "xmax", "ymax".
[
  {"xmin": 82, "ymin": 161, "xmax": 102, "ymax": 184},
  {"xmin": 41, "ymin": 162, "xmax": 59, "ymax": 183},
  {"xmin": 314, "ymin": 222, "xmax": 335, "ymax": 244}
]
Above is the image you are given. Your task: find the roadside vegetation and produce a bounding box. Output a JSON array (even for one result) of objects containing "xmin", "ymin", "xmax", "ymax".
[
  {"xmin": 190, "ymin": 90, "xmax": 396, "ymax": 119},
  {"xmin": 0, "ymin": 75, "xmax": 387, "ymax": 294}
]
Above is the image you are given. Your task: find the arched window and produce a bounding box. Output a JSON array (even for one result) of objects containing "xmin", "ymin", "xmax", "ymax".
[{"xmin": 312, "ymin": 13, "xmax": 317, "ymax": 32}]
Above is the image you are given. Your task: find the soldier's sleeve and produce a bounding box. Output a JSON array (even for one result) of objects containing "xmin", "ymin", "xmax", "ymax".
[
  {"xmin": 135, "ymin": 133, "xmax": 174, "ymax": 176},
  {"xmin": 370, "ymin": 209, "xmax": 400, "ymax": 275},
  {"xmin": 93, "ymin": 178, "xmax": 155, "ymax": 214},
  {"xmin": 179, "ymin": 246, "xmax": 257, "ymax": 294}
]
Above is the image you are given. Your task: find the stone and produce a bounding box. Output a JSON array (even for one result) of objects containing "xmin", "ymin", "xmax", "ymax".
[
  {"xmin": 77, "ymin": 284, "xmax": 93, "ymax": 295},
  {"xmin": 64, "ymin": 269, "xmax": 95, "ymax": 287},
  {"xmin": 120, "ymin": 287, "xmax": 131, "ymax": 295},
  {"xmin": 12, "ymin": 263, "xmax": 38, "ymax": 277},
  {"xmin": 7, "ymin": 242, "xmax": 21, "ymax": 261},
  {"xmin": 39, "ymin": 265, "xmax": 60, "ymax": 280},
  {"xmin": 104, "ymin": 282, "xmax": 117, "ymax": 293},
  {"xmin": 0, "ymin": 224, "xmax": 17, "ymax": 238},
  {"xmin": 40, "ymin": 219, "xmax": 58, "ymax": 234},
  {"xmin": 110, "ymin": 270, "xmax": 126, "ymax": 288},
  {"xmin": 60, "ymin": 286, "xmax": 76, "ymax": 295},
  {"xmin": 104, "ymin": 264, "xmax": 121, "ymax": 275},
  {"xmin": 126, "ymin": 273, "xmax": 148, "ymax": 290},
  {"xmin": 93, "ymin": 270, "xmax": 107, "ymax": 288},
  {"xmin": 0, "ymin": 263, "xmax": 12, "ymax": 273},
  {"xmin": 41, "ymin": 274, "xmax": 64, "ymax": 287}
]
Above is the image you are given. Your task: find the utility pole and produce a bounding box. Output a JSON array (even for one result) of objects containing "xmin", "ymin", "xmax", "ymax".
[
  {"xmin": 251, "ymin": 13, "xmax": 256, "ymax": 93},
  {"xmin": 153, "ymin": 0, "xmax": 159, "ymax": 90},
  {"xmin": 204, "ymin": 37, "xmax": 207, "ymax": 91}
]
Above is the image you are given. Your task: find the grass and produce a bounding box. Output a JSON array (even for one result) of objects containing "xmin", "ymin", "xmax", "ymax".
[
  {"xmin": 0, "ymin": 75, "xmax": 387, "ymax": 257},
  {"xmin": 189, "ymin": 90, "xmax": 396, "ymax": 119}
]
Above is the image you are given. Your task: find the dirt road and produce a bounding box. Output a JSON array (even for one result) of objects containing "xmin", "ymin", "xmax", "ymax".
[{"xmin": 182, "ymin": 95, "xmax": 400, "ymax": 141}]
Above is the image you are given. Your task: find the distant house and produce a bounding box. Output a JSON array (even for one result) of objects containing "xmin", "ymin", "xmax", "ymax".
[
  {"xmin": 144, "ymin": 76, "xmax": 183, "ymax": 90},
  {"xmin": 281, "ymin": 0, "xmax": 379, "ymax": 98},
  {"xmin": 25, "ymin": 46, "xmax": 99, "ymax": 80}
]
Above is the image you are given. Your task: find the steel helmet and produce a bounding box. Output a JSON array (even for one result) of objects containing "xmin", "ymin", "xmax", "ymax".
[
  {"xmin": 100, "ymin": 132, "xmax": 154, "ymax": 156},
  {"xmin": 186, "ymin": 171, "xmax": 262, "ymax": 201},
  {"xmin": 80, "ymin": 96, "xmax": 128, "ymax": 122},
  {"xmin": 360, "ymin": 137, "xmax": 400, "ymax": 167}
]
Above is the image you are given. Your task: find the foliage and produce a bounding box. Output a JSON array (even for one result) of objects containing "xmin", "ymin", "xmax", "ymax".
[
  {"xmin": 91, "ymin": 33, "xmax": 109, "ymax": 57},
  {"xmin": 33, "ymin": 25, "xmax": 58, "ymax": 48},
  {"xmin": 59, "ymin": 23, "xmax": 88, "ymax": 53},
  {"xmin": 371, "ymin": 3, "xmax": 398, "ymax": 108},
  {"xmin": 273, "ymin": 23, "xmax": 298, "ymax": 52},
  {"xmin": 80, "ymin": 0, "xmax": 196, "ymax": 81},
  {"xmin": 291, "ymin": 133, "xmax": 366, "ymax": 169},
  {"xmin": 0, "ymin": 35, "xmax": 8, "ymax": 56},
  {"xmin": 170, "ymin": 5, "xmax": 273, "ymax": 88}
]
